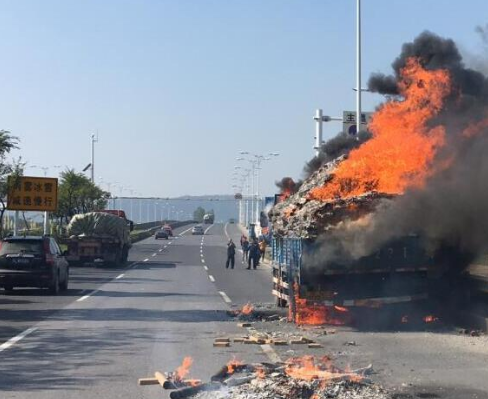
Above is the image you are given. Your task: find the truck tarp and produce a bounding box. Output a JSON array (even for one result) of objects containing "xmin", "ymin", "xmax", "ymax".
[{"xmin": 67, "ymin": 212, "xmax": 130, "ymax": 246}]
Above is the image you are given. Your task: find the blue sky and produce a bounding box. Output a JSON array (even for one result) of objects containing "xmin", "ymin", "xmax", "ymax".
[{"xmin": 0, "ymin": 0, "xmax": 486, "ymax": 197}]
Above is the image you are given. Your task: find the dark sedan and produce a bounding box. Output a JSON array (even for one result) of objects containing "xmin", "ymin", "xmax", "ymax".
[
  {"xmin": 0, "ymin": 236, "xmax": 69, "ymax": 294},
  {"xmin": 155, "ymin": 229, "xmax": 169, "ymax": 240}
]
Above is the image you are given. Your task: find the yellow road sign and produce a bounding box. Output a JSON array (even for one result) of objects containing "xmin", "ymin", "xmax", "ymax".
[{"xmin": 7, "ymin": 176, "xmax": 58, "ymax": 212}]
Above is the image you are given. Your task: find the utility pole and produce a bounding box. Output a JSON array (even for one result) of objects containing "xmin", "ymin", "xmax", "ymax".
[
  {"xmin": 91, "ymin": 133, "xmax": 98, "ymax": 184},
  {"xmin": 356, "ymin": 0, "xmax": 362, "ymax": 135}
]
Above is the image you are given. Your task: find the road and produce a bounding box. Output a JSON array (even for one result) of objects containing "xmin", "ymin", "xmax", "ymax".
[
  {"xmin": 0, "ymin": 223, "xmax": 274, "ymax": 398},
  {"xmin": 1, "ymin": 223, "xmax": 488, "ymax": 399}
]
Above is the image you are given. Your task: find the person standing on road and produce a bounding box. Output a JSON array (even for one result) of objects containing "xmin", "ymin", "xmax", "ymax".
[
  {"xmin": 259, "ymin": 238, "xmax": 267, "ymax": 262},
  {"xmin": 241, "ymin": 236, "xmax": 250, "ymax": 262},
  {"xmin": 226, "ymin": 239, "xmax": 236, "ymax": 269},
  {"xmin": 247, "ymin": 239, "xmax": 260, "ymax": 270}
]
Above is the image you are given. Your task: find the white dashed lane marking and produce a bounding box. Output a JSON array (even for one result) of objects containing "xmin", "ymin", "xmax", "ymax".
[
  {"xmin": 116, "ymin": 273, "xmax": 125, "ymax": 279},
  {"xmin": 209, "ymin": 275, "xmax": 215, "ymax": 282},
  {"xmin": 0, "ymin": 327, "xmax": 38, "ymax": 353},
  {"xmin": 219, "ymin": 291, "xmax": 232, "ymax": 304}
]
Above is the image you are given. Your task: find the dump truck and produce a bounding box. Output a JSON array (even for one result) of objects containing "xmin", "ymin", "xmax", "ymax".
[{"xmin": 64, "ymin": 211, "xmax": 133, "ymax": 266}]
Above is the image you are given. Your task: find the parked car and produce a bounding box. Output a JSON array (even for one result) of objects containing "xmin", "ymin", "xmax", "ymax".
[
  {"xmin": 162, "ymin": 224, "xmax": 173, "ymax": 237},
  {"xmin": 192, "ymin": 225, "xmax": 204, "ymax": 235},
  {"xmin": 0, "ymin": 236, "xmax": 69, "ymax": 294},
  {"xmin": 155, "ymin": 229, "xmax": 169, "ymax": 240}
]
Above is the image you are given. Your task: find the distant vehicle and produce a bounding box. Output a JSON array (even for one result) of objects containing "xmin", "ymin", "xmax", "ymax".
[
  {"xmin": 229, "ymin": 218, "xmax": 235, "ymax": 224},
  {"xmin": 155, "ymin": 229, "xmax": 169, "ymax": 240},
  {"xmin": 192, "ymin": 225, "xmax": 204, "ymax": 235},
  {"xmin": 63, "ymin": 212, "xmax": 132, "ymax": 266},
  {"xmin": 0, "ymin": 236, "xmax": 69, "ymax": 294},
  {"xmin": 203, "ymin": 213, "xmax": 214, "ymax": 224},
  {"xmin": 162, "ymin": 224, "xmax": 173, "ymax": 237}
]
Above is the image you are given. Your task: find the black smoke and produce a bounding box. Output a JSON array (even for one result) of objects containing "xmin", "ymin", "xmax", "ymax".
[
  {"xmin": 275, "ymin": 177, "xmax": 302, "ymax": 195},
  {"xmin": 319, "ymin": 31, "xmax": 488, "ymax": 272}
]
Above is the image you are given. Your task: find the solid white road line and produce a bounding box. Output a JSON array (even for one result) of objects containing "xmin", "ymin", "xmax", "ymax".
[
  {"xmin": 224, "ymin": 223, "xmax": 230, "ymax": 240},
  {"xmin": 219, "ymin": 291, "xmax": 232, "ymax": 304},
  {"xmin": 0, "ymin": 327, "xmax": 38, "ymax": 353},
  {"xmin": 204, "ymin": 225, "xmax": 213, "ymax": 234},
  {"xmin": 203, "ymin": 265, "xmax": 208, "ymax": 271},
  {"xmin": 116, "ymin": 273, "xmax": 125, "ymax": 280},
  {"xmin": 179, "ymin": 226, "xmax": 193, "ymax": 236},
  {"xmin": 208, "ymin": 275, "xmax": 215, "ymax": 282}
]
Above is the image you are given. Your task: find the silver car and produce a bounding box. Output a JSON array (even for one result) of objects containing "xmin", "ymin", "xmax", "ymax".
[{"xmin": 192, "ymin": 225, "xmax": 204, "ymax": 235}]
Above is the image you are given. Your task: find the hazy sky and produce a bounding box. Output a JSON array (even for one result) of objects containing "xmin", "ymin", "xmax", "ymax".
[{"xmin": 0, "ymin": 0, "xmax": 486, "ymax": 197}]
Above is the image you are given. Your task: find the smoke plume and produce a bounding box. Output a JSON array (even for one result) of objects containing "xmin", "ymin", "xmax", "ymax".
[
  {"xmin": 318, "ymin": 31, "xmax": 488, "ymax": 270},
  {"xmin": 275, "ymin": 177, "xmax": 302, "ymax": 195}
]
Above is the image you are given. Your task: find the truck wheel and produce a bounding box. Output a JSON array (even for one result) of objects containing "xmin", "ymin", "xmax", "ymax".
[{"xmin": 49, "ymin": 272, "xmax": 60, "ymax": 295}]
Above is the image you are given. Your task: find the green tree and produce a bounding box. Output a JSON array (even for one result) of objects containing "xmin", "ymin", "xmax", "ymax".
[
  {"xmin": 56, "ymin": 169, "xmax": 109, "ymax": 224},
  {"xmin": 193, "ymin": 206, "xmax": 206, "ymax": 222},
  {"xmin": 0, "ymin": 131, "xmax": 20, "ymax": 236}
]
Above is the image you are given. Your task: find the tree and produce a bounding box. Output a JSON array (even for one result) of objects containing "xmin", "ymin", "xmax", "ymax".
[
  {"xmin": 193, "ymin": 207, "xmax": 206, "ymax": 222},
  {"xmin": 55, "ymin": 169, "xmax": 109, "ymax": 224},
  {"xmin": 0, "ymin": 131, "xmax": 20, "ymax": 236}
]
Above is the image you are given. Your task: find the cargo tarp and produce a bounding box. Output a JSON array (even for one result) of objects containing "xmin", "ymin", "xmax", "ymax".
[{"xmin": 67, "ymin": 212, "xmax": 130, "ymax": 246}]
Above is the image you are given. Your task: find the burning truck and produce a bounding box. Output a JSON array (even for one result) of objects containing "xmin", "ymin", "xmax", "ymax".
[{"xmin": 270, "ymin": 31, "xmax": 488, "ymax": 325}]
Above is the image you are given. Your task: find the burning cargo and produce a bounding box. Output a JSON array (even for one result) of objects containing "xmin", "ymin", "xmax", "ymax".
[{"xmin": 270, "ymin": 155, "xmax": 435, "ymax": 323}]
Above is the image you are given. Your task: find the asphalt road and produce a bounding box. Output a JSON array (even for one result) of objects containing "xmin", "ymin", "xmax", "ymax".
[{"xmin": 0, "ymin": 223, "xmax": 274, "ymax": 398}]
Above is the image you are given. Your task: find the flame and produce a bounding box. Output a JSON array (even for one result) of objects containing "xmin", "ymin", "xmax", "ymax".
[
  {"xmin": 227, "ymin": 357, "xmax": 244, "ymax": 375},
  {"xmin": 310, "ymin": 58, "xmax": 451, "ymax": 201},
  {"xmin": 292, "ymin": 284, "xmax": 351, "ymax": 325},
  {"xmin": 175, "ymin": 356, "xmax": 193, "ymax": 381},
  {"xmin": 423, "ymin": 315, "xmax": 439, "ymax": 323},
  {"xmin": 241, "ymin": 303, "xmax": 254, "ymax": 315},
  {"xmin": 285, "ymin": 356, "xmax": 361, "ymax": 384},
  {"xmin": 462, "ymin": 116, "xmax": 488, "ymax": 138}
]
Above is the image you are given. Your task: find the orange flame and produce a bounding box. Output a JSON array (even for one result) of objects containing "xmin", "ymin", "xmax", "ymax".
[
  {"xmin": 227, "ymin": 357, "xmax": 244, "ymax": 375},
  {"xmin": 292, "ymin": 283, "xmax": 351, "ymax": 325},
  {"xmin": 310, "ymin": 58, "xmax": 451, "ymax": 201},
  {"xmin": 241, "ymin": 303, "xmax": 254, "ymax": 315},
  {"xmin": 285, "ymin": 356, "xmax": 361, "ymax": 384},
  {"xmin": 175, "ymin": 356, "xmax": 193, "ymax": 381}
]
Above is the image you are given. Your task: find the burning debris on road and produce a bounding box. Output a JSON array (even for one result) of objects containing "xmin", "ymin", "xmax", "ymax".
[{"xmin": 148, "ymin": 356, "xmax": 387, "ymax": 399}]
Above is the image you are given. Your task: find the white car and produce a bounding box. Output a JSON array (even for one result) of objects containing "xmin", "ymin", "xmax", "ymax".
[{"xmin": 192, "ymin": 225, "xmax": 204, "ymax": 235}]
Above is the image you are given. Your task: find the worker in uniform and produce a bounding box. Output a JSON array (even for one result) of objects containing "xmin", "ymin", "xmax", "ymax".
[{"xmin": 241, "ymin": 236, "xmax": 250, "ymax": 262}]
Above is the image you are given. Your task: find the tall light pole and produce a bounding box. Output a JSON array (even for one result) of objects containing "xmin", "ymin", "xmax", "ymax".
[
  {"xmin": 90, "ymin": 133, "xmax": 98, "ymax": 184},
  {"xmin": 356, "ymin": 0, "xmax": 362, "ymax": 135}
]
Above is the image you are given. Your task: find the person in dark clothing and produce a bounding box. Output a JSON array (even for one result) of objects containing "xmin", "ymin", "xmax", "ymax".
[
  {"xmin": 247, "ymin": 239, "xmax": 260, "ymax": 270},
  {"xmin": 241, "ymin": 236, "xmax": 250, "ymax": 262},
  {"xmin": 226, "ymin": 239, "xmax": 236, "ymax": 269}
]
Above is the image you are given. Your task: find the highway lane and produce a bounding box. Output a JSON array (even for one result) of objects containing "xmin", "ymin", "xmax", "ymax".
[
  {"xmin": 200, "ymin": 223, "xmax": 274, "ymax": 307},
  {"xmin": 0, "ymin": 224, "xmax": 193, "ymax": 343},
  {"xmin": 0, "ymin": 223, "xmax": 272, "ymax": 398}
]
